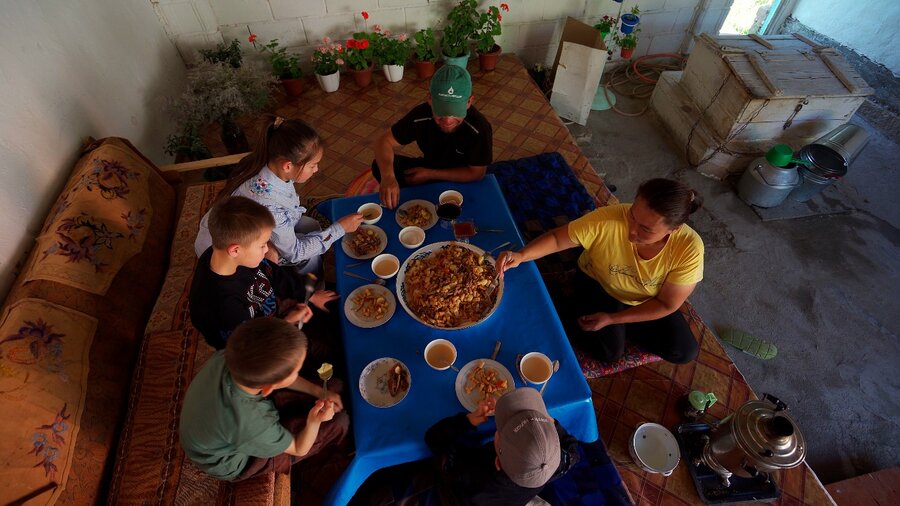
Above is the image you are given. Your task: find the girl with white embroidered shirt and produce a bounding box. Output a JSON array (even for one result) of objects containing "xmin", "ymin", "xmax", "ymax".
[{"xmin": 195, "ymin": 116, "xmax": 364, "ymax": 277}]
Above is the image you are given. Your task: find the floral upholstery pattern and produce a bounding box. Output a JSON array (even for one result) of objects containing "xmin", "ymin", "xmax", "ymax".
[
  {"xmin": 0, "ymin": 299, "xmax": 97, "ymax": 505},
  {"xmin": 25, "ymin": 143, "xmax": 155, "ymax": 295}
]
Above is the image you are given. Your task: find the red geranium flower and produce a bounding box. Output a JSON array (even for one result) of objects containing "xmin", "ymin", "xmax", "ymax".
[
  {"xmin": 498, "ymin": 13, "xmax": 502, "ymax": 21},
  {"xmin": 359, "ymin": 38, "xmax": 369, "ymax": 50},
  {"xmin": 347, "ymin": 39, "xmax": 357, "ymax": 49},
  {"xmin": 361, "ymin": 11, "xmax": 369, "ymax": 20},
  {"xmin": 248, "ymin": 33, "xmax": 257, "ymax": 43},
  {"xmin": 500, "ymin": 3, "xmax": 509, "ymax": 11}
]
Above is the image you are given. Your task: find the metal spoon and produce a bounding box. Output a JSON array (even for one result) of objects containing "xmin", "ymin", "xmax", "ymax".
[
  {"xmin": 343, "ymin": 271, "xmax": 386, "ymax": 285},
  {"xmin": 539, "ymin": 360, "xmax": 560, "ymax": 396}
]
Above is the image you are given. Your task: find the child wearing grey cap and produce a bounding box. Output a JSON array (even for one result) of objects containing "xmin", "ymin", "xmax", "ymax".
[{"xmin": 425, "ymin": 387, "xmax": 580, "ymax": 505}]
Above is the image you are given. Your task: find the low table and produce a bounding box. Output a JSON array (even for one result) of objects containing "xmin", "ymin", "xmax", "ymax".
[{"xmin": 319, "ymin": 175, "xmax": 599, "ymax": 505}]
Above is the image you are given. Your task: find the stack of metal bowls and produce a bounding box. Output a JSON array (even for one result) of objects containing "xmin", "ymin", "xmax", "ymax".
[{"xmin": 790, "ymin": 124, "xmax": 869, "ymax": 202}]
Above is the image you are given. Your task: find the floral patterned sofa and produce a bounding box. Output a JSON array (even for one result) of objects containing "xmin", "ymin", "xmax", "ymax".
[{"xmin": 0, "ymin": 138, "xmax": 286, "ymax": 505}]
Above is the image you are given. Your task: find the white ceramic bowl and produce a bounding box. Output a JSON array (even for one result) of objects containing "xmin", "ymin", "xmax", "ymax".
[
  {"xmin": 371, "ymin": 253, "xmax": 400, "ymax": 279},
  {"xmin": 423, "ymin": 338, "xmax": 458, "ymax": 371},
  {"xmin": 438, "ymin": 189, "xmax": 464, "ymax": 206},
  {"xmin": 629, "ymin": 423, "xmax": 681, "ymax": 476},
  {"xmin": 399, "ymin": 226, "xmax": 426, "ymax": 249},
  {"xmin": 357, "ymin": 202, "xmax": 382, "ymax": 225}
]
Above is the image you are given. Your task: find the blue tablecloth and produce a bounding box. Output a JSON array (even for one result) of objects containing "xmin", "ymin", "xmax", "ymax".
[{"xmin": 319, "ymin": 175, "xmax": 599, "ymax": 505}]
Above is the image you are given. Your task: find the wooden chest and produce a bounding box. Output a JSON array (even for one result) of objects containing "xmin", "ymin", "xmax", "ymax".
[{"xmin": 651, "ymin": 33, "xmax": 873, "ymax": 179}]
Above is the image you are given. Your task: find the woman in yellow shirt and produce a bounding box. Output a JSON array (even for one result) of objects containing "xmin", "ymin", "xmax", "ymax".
[{"xmin": 498, "ymin": 179, "xmax": 704, "ymax": 364}]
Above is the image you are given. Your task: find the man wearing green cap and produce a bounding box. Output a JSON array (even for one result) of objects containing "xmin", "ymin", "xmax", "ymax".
[{"xmin": 372, "ymin": 65, "xmax": 493, "ymax": 208}]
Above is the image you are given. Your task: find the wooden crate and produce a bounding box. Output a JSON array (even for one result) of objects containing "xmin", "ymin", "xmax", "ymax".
[{"xmin": 651, "ymin": 33, "xmax": 873, "ymax": 179}]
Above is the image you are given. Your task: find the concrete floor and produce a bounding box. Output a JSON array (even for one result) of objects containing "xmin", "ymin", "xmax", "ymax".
[{"xmin": 567, "ymin": 97, "xmax": 900, "ymax": 485}]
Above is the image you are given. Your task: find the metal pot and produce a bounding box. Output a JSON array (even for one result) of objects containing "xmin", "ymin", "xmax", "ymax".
[
  {"xmin": 737, "ymin": 156, "xmax": 801, "ymax": 208},
  {"xmin": 700, "ymin": 394, "xmax": 806, "ymax": 486}
]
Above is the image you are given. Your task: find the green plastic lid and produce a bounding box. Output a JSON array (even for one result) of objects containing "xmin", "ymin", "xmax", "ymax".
[
  {"xmin": 765, "ymin": 144, "xmax": 794, "ymax": 167},
  {"xmin": 688, "ymin": 391, "xmax": 718, "ymax": 411}
]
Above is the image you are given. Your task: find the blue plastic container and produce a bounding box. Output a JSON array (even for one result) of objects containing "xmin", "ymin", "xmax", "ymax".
[{"xmin": 621, "ymin": 13, "xmax": 640, "ymax": 34}]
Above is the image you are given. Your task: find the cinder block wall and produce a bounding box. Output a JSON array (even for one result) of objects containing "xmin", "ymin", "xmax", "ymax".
[{"xmin": 152, "ymin": 0, "xmax": 732, "ymax": 71}]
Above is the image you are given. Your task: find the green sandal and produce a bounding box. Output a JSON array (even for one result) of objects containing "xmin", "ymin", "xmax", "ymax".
[{"xmin": 717, "ymin": 328, "xmax": 778, "ymax": 360}]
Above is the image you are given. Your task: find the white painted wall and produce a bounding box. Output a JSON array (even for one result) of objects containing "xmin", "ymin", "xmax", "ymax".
[
  {"xmin": 0, "ymin": 0, "xmax": 187, "ymax": 299},
  {"xmin": 156, "ymin": 0, "xmax": 731, "ymax": 72},
  {"xmin": 792, "ymin": 0, "xmax": 900, "ymax": 76}
]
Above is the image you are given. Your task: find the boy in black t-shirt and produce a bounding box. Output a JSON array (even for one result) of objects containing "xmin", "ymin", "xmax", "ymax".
[
  {"xmin": 189, "ymin": 196, "xmax": 338, "ymax": 349},
  {"xmin": 372, "ymin": 65, "xmax": 493, "ymax": 208}
]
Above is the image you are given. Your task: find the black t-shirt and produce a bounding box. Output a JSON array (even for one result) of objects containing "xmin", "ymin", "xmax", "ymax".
[
  {"xmin": 391, "ymin": 103, "xmax": 493, "ymax": 169},
  {"xmin": 424, "ymin": 413, "xmax": 580, "ymax": 506},
  {"xmin": 189, "ymin": 248, "xmax": 302, "ymax": 349}
]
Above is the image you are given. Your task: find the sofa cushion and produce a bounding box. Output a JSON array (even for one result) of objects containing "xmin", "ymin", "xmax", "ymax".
[{"xmin": 0, "ymin": 137, "xmax": 176, "ymax": 504}]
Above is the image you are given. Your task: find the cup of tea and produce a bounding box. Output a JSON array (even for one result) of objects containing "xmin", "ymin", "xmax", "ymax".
[
  {"xmin": 437, "ymin": 190, "xmax": 463, "ymax": 222},
  {"xmin": 357, "ymin": 203, "xmax": 382, "ymax": 225},
  {"xmin": 519, "ymin": 352, "xmax": 553, "ymax": 385},
  {"xmin": 371, "ymin": 253, "xmax": 400, "ymax": 279},
  {"xmin": 424, "ymin": 339, "xmax": 458, "ymax": 371},
  {"xmin": 399, "ymin": 226, "xmax": 425, "ymax": 249}
]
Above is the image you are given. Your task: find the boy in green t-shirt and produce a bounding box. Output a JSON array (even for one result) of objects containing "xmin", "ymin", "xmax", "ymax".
[{"xmin": 179, "ymin": 317, "xmax": 348, "ymax": 481}]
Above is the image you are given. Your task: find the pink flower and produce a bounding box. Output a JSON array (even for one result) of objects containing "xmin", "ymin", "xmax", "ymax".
[
  {"xmin": 317, "ymin": 46, "xmax": 327, "ymax": 53},
  {"xmin": 372, "ymin": 24, "xmax": 382, "ymax": 33},
  {"xmin": 383, "ymin": 29, "xmax": 392, "ymax": 37},
  {"xmin": 398, "ymin": 33, "xmax": 408, "ymax": 42},
  {"xmin": 336, "ymin": 58, "xmax": 345, "ymax": 65},
  {"xmin": 323, "ymin": 36, "xmax": 331, "ymax": 44}
]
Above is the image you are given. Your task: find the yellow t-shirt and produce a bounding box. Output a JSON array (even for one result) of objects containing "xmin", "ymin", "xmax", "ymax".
[{"xmin": 567, "ymin": 204, "xmax": 704, "ymax": 306}]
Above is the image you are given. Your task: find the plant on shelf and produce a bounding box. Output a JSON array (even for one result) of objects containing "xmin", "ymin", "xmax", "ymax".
[
  {"xmin": 312, "ymin": 38, "xmax": 344, "ymax": 92},
  {"xmin": 620, "ymin": 5, "xmax": 640, "ymax": 34},
  {"xmin": 442, "ymin": 0, "xmax": 479, "ymax": 61},
  {"xmin": 474, "ymin": 2, "xmax": 509, "ymax": 71},
  {"xmin": 413, "ymin": 27, "xmax": 438, "ymax": 78},
  {"xmin": 614, "ymin": 28, "xmax": 640, "ymax": 59},
  {"xmin": 199, "ymin": 39, "xmax": 243, "ymax": 68},
  {"xmin": 594, "ymin": 15, "xmax": 616, "ymax": 38}
]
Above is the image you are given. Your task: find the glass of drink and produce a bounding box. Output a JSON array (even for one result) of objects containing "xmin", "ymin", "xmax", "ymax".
[{"xmin": 437, "ymin": 190, "xmax": 463, "ymax": 228}]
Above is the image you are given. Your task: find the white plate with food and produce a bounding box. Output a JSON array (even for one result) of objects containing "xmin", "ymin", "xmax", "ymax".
[
  {"xmin": 395, "ymin": 199, "xmax": 438, "ymax": 230},
  {"xmin": 344, "ymin": 284, "xmax": 396, "ymax": 328},
  {"xmin": 341, "ymin": 225, "xmax": 387, "ymax": 260},
  {"xmin": 396, "ymin": 241, "xmax": 503, "ymax": 330},
  {"xmin": 359, "ymin": 357, "xmax": 411, "ymax": 408},
  {"xmin": 455, "ymin": 358, "xmax": 515, "ymax": 412}
]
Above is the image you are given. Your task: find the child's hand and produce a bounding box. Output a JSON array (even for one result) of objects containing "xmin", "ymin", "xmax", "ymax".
[
  {"xmin": 285, "ymin": 304, "xmax": 313, "ymax": 325},
  {"xmin": 496, "ymin": 251, "xmax": 523, "ymax": 279},
  {"xmin": 466, "ymin": 397, "xmax": 497, "ymax": 426},
  {"xmin": 308, "ymin": 399, "xmax": 336, "ymax": 424},
  {"xmin": 338, "ymin": 213, "xmax": 365, "ymax": 234},
  {"xmin": 309, "ymin": 290, "xmax": 339, "ymax": 312},
  {"xmin": 322, "ymin": 390, "xmax": 344, "ymax": 412}
]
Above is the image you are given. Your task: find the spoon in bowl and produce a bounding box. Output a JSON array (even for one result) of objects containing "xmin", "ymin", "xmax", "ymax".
[{"xmin": 343, "ymin": 271, "xmax": 386, "ymax": 285}]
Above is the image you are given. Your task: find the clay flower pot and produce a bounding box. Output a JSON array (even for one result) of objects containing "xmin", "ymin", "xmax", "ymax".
[
  {"xmin": 350, "ymin": 65, "xmax": 374, "ymax": 88},
  {"xmin": 280, "ymin": 77, "xmax": 304, "ymax": 97},
  {"xmin": 620, "ymin": 47, "xmax": 635, "ymax": 59},
  {"xmin": 414, "ymin": 60, "xmax": 436, "ymax": 79},
  {"xmin": 478, "ymin": 45, "xmax": 502, "ymax": 72}
]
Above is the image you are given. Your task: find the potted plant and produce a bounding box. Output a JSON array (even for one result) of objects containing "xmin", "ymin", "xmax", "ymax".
[
  {"xmin": 621, "ymin": 6, "xmax": 640, "ymax": 34},
  {"xmin": 345, "ymin": 11, "xmax": 376, "ymax": 87},
  {"xmin": 594, "ymin": 15, "xmax": 616, "ymax": 41},
  {"xmin": 616, "ymin": 30, "xmax": 640, "ymax": 59},
  {"xmin": 413, "ymin": 27, "xmax": 438, "ymax": 79},
  {"xmin": 312, "ymin": 38, "xmax": 344, "ymax": 93},
  {"xmin": 441, "ymin": 0, "xmax": 479, "ymax": 67},
  {"xmin": 474, "ymin": 3, "xmax": 509, "ymax": 72},
  {"xmin": 375, "ymin": 30, "xmax": 412, "ymax": 82},
  {"xmin": 254, "ymin": 36, "xmax": 305, "ymax": 97},
  {"xmin": 166, "ymin": 61, "xmax": 275, "ymax": 156},
  {"xmin": 164, "ymin": 121, "xmax": 212, "ymax": 162},
  {"xmin": 199, "ymin": 38, "xmax": 243, "ymax": 68}
]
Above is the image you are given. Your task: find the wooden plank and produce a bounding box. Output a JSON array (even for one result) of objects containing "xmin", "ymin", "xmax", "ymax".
[
  {"xmin": 749, "ymin": 34, "xmax": 774, "ymax": 50},
  {"xmin": 747, "ymin": 53, "xmax": 783, "ymax": 96},
  {"xmin": 792, "ymin": 32, "xmax": 824, "ymax": 49},
  {"xmin": 159, "ymin": 152, "xmax": 250, "ymax": 173},
  {"xmin": 826, "ymin": 467, "xmax": 900, "ymax": 506},
  {"xmin": 817, "ymin": 50, "xmax": 862, "ymax": 94}
]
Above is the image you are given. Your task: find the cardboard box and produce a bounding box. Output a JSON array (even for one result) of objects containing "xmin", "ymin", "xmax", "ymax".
[{"xmin": 550, "ymin": 17, "xmax": 608, "ymax": 125}]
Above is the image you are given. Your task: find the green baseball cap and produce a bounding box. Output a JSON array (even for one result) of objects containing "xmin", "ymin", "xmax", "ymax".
[{"xmin": 429, "ymin": 65, "xmax": 472, "ymax": 118}]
